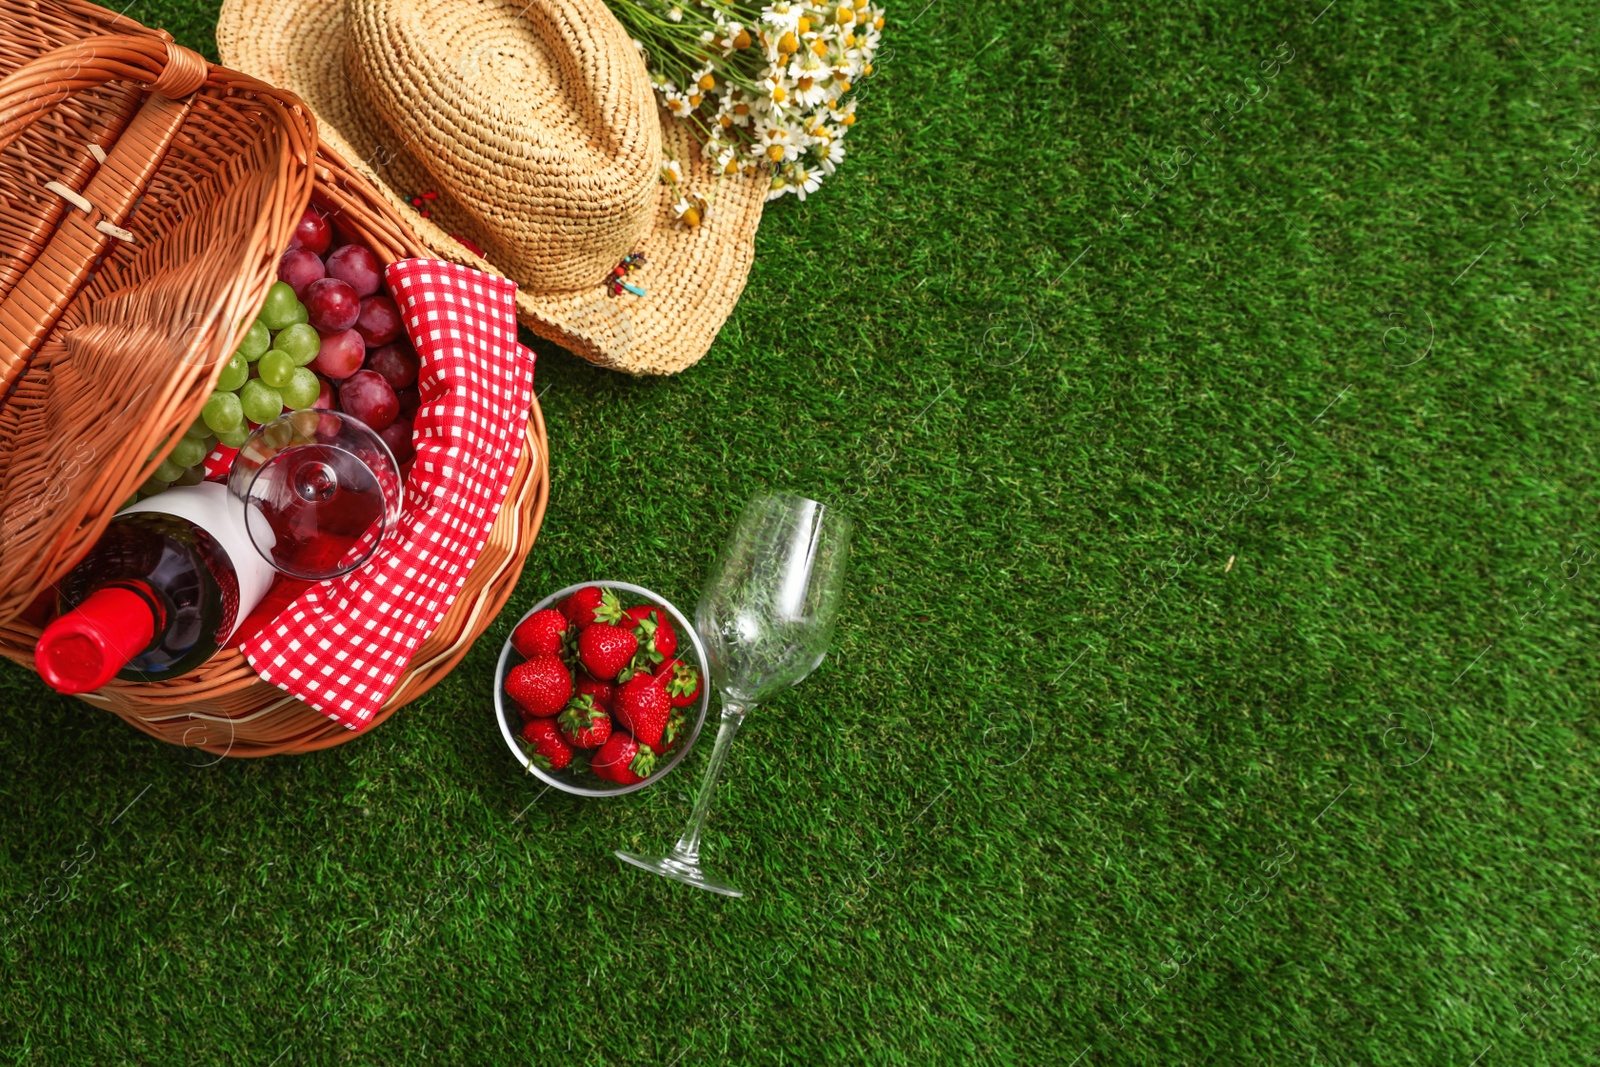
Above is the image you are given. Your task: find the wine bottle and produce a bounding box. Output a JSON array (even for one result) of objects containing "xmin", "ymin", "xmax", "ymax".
[{"xmin": 34, "ymin": 482, "xmax": 276, "ymax": 694}]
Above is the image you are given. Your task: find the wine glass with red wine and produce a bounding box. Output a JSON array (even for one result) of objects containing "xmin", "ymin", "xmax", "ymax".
[{"xmin": 228, "ymin": 409, "xmax": 403, "ymax": 580}]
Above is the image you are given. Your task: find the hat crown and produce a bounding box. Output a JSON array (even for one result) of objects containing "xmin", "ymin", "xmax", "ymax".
[{"xmin": 346, "ymin": 0, "xmax": 661, "ymax": 292}]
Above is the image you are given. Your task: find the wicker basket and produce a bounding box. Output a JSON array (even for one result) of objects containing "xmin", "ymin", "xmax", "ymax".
[{"xmin": 0, "ymin": 0, "xmax": 550, "ymax": 756}]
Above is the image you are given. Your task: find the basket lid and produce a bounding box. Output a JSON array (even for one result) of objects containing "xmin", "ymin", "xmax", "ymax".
[{"xmin": 0, "ymin": 0, "xmax": 317, "ymax": 628}]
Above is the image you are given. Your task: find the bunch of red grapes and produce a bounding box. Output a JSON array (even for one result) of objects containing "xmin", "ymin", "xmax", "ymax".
[{"xmin": 280, "ymin": 207, "xmax": 420, "ymax": 469}]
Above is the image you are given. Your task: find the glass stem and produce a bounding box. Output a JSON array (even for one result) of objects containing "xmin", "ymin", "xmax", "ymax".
[{"xmin": 670, "ymin": 699, "xmax": 750, "ymax": 865}]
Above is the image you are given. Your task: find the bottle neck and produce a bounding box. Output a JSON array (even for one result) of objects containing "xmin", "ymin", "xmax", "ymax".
[{"xmin": 35, "ymin": 582, "xmax": 162, "ymax": 694}]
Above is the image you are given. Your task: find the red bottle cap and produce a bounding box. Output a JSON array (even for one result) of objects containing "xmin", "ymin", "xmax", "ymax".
[{"xmin": 34, "ymin": 587, "xmax": 158, "ymax": 695}]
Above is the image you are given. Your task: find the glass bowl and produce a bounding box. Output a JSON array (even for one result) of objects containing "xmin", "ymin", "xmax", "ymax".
[{"xmin": 494, "ymin": 580, "xmax": 712, "ymax": 796}]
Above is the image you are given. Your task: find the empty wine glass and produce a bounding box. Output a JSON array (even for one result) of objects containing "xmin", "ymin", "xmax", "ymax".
[
  {"xmin": 615, "ymin": 492, "xmax": 852, "ymax": 897},
  {"xmin": 227, "ymin": 409, "xmax": 403, "ymax": 580}
]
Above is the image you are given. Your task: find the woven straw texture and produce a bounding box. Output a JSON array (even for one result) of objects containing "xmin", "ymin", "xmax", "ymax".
[
  {"xmin": 0, "ymin": 0, "xmax": 551, "ymax": 756},
  {"xmin": 217, "ymin": 0, "xmax": 766, "ymax": 376}
]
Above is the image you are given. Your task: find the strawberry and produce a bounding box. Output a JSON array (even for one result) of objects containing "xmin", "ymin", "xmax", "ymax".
[
  {"xmin": 592, "ymin": 731, "xmax": 656, "ymax": 785},
  {"xmin": 649, "ymin": 709, "xmax": 687, "ymax": 756},
  {"xmin": 511, "ymin": 608, "xmax": 572, "ymax": 659},
  {"xmin": 560, "ymin": 586, "xmax": 625, "ymax": 629},
  {"xmin": 504, "ymin": 653, "xmax": 572, "ymax": 717},
  {"xmin": 557, "ymin": 695, "xmax": 613, "ymax": 749},
  {"xmin": 654, "ymin": 658, "xmax": 703, "ymax": 708},
  {"xmin": 613, "ymin": 673, "xmax": 672, "ymax": 750},
  {"xmin": 578, "ymin": 623, "xmax": 637, "ymax": 682},
  {"xmin": 622, "ymin": 605, "xmax": 678, "ymax": 662},
  {"xmin": 576, "ymin": 675, "xmax": 615, "ymax": 712},
  {"xmin": 520, "ymin": 718, "xmax": 573, "ymax": 770}
]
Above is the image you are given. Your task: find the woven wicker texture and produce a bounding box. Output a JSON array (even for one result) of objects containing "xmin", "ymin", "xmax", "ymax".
[
  {"xmin": 0, "ymin": 0, "xmax": 552, "ymax": 756},
  {"xmin": 217, "ymin": 0, "xmax": 766, "ymax": 376}
]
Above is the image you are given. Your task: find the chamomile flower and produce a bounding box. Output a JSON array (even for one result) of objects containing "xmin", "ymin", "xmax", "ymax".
[
  {"xmin": 759, "ymin": 71, "xmax": 795, "ymax": 114},
  {"xmin": 787, "ymin": 161, "xmax": 823, "ymax": 200},
  {"xmin": 661, "ymin": 159, "xmax": 685, "ymax": 184},
  {"xmin": 814, "ymin": 132, "xmax": 847, "ymax": 173},
  {"xmin": 760, "ymin": 2, "xmax": 803, "ymax": 32},
  {"xmin": 786, "ymin": 51, "xmax": 830, "ymax": 105},
  {"xmin": 612, "ymin": 0, "xmax": 884, "ymax": 205},
  {"xmin": 716, "ymin": 90, "xmax": 757, "ymax": 127},
  {"xmin": 673, "ymin": 192, "xmax": 709, "ymax": 227},
  {"xmin": 755, "ymin": 120, "xmax": 802, "ymax": 163}
]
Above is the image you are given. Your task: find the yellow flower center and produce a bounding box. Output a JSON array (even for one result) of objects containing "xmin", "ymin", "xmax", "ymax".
[
  {"xmin": 835, "ymin": 75, "xmax": 851, "ymax": 90},
  {"xmin": 719, "ymin": 114, "xmax": 733, "ymax": 128},
  {"xmin": 735, "ymin": 103, "xmax": 750, "ymax": 115},
  {"xmin": 863, "ymin": 62, "xmax": 873, "ymax": 75},
  {"xmin": 855, "ymin": 0, "xmax": 867, "ymax": 8},
  {"xmin": 767, "ymin": 144, "xmax": 785, "ymax": 161},
  {"xmin": 843, "ymin": 113, "xmax": 856, "ymax": 126},
  {"xmin": 724, "ymin": 159, "xmax": 739, "ymax": 175},
  {"xmin": 772, "ymin": 85, "xmax": 788, "ymax": 102},
  {"xmin": 798, "ymin": 16, "xmax": 811, "ymax": 33},
  {"xmin": 798, "ymin": 76, "xmax": 814, "ymax": 90},
  {"xmin": 844, "ymin": 33, "xmax": 856, "ymax": 46},
  {"xmin": 812, "ymin": 38, "xmax": 830, "ymax": 57},
  {"xmin": 836, "ymin": 5, "xmax": 853, "ymax": 24},
  {"xmin": 734, "ymin": 29, "xmax": 752, "ymax": 48},
  {"xmin": 683, "ymin": 207, "xmax": 701, "ymax": 227},
  {"xmin": 698, "ymin": 73, "xmax": 717, "ymax": 91},
  {"xmin": 874, "ymin": 15, "xmax": 884, "ymax": 28},
  {"xmin": 688, "ymin": 93, "xmax": 702, "ymax": 107},
  {"xmin": 778, "ymin": 31, "xmax": 799, "ymax": 53}
]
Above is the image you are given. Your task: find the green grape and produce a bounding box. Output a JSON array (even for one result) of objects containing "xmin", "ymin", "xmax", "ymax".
[
  {"xmin": 258, "ymin": 282, "xmax": 302, "ymax": 331},
  {"xmin": 140, "ymin": 476, "xmax": 171, "ymax": 496},
  {"xmin": 275, "ymin": 322, "xmax": 321, "ymax": 366},
  {"xmin": 153, "ymin": 457, "xmax": 186, "ymax": 483},
  {"xmin": 261, "ymin": 420, "xmax": 294, "ymax": 450},
  {"xmin": 282, "ymin": 367, "xmax": 322, "ymax": 410},
  {"xmin": 175, "ymin": 465, "xmax": 207, "ymax": 487},
  {"xmin": 184, "ymin": 415, "xmax": 210, "ymax": 439},
  {"xmin": 284, "ymin": 301, "xmax": 309, "ymax": 326},
  {"xmin": 258, "ymin": 350, "xmax": 294, "ymax": 388},
  {"xmin": 216, "ymin": 351, "xmax": 249, "ymax": 392},
  {"xmin": 239, "ymin": 318, "xmax": 271, "ymax": 360},
  {"xmin": 169, "ymin": 436, "xmax": 209, "ymax": 468},
  {"xmin": 202, "ymin": 390, "xmax": 244, "ymax": 434},
  {"xmin": 217, "ymin": 423, "xmax": 251, "ymax": 449},
  {"xmin": 239, "ymin": 379, "xmax": 283, "ymax": 424}
]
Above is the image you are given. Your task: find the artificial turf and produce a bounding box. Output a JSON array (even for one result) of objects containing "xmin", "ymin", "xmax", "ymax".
[{"xmin": 2, "ymin": 0, "xmax": 1598, "ymax": 1062}]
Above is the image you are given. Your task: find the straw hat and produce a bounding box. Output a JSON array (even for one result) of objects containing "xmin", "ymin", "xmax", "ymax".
[{"xmin": 216, "ymin": 0, "xmax": 766, "ymax": 375}]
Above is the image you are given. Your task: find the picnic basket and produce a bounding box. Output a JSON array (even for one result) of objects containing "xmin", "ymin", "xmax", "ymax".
[{"xmin": 0, "ymin": 0, "xmax": 551, "ymax": 756}]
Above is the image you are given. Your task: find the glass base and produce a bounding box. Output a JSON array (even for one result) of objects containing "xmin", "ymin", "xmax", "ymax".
[{"xmin": 613, "ymin": 850, "xmax": 745, "ymax": 898}]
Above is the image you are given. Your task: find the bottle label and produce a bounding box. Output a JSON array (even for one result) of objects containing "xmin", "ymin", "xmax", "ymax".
[{"xmin": 120, "ymin": 483, "xmax": 275, "ymax": 642}]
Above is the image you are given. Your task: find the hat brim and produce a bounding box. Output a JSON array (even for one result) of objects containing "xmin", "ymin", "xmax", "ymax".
[{"xmin": 216, "ymin": 0, "xmax": 765, "ymax": 375}]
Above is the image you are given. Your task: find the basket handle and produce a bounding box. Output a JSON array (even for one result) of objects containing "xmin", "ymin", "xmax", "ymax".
[{"xmin": 0, "ymin": 34, "xmax": 207, "ymax": 156}]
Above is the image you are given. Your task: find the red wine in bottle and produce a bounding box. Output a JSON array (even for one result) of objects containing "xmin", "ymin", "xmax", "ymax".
[{"xmin": 35, "ymin": 482, "xmax": 275, "ymax": 694}]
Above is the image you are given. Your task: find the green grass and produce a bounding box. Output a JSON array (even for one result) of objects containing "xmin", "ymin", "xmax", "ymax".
[{"xmin": 2, "ymin": 0, "xmax": 1599, "ymax": 1062}]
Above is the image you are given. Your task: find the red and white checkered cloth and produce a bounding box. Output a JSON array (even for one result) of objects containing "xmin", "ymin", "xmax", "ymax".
[{"xmin": 239, "ymin": 260, "xmax": 536, "ymax": 730}]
